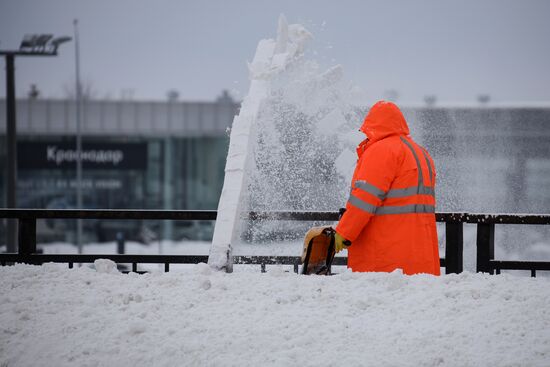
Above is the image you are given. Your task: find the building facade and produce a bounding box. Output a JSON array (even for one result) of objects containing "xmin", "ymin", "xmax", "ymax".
[
  {"xmin": 0, "ymin": 95, "xmax": 239, "ymax": 243},
  {"xmin": 1, "ymin": 97, "xmax": 549, "ymax": 245}
]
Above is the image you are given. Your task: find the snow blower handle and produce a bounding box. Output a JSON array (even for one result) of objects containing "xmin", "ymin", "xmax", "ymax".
[
  {"xmin": 338, "ymin": 207, "xmax": 346, "ymax": 220},
  {"xmin": 336, "ymin": 208, "xmax": 352, "ymax": 247}
]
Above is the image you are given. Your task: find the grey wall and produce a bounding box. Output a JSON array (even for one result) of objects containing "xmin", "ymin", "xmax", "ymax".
[{"xmin": 0, "ymin": 99, "xmax": 240, "ymax": 137}]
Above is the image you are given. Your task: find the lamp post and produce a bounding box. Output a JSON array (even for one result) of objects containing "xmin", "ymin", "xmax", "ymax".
[
  {"xmin": 1, "ymin": 34, "xmax": 71, "ymax": 252},
  {"xmin": 73, "ymin": 19, "xmax": 84, "ymax": 254}
]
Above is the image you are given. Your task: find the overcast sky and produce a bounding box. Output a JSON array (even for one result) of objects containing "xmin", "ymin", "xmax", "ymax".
[{"xmin": 1, "ymin": 0, "xmax": 549, "ymax": 104}]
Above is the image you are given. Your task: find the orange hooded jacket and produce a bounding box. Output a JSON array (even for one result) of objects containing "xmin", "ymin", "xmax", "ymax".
[{"xmin": 335, "ymin": 101, "xmax": 440, "ymax": 275}]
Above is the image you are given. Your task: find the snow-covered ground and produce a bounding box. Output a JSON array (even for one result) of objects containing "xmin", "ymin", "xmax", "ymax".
[{"xmin": 1, "ymin": 262, "xmax": 549, "ymax": 367}]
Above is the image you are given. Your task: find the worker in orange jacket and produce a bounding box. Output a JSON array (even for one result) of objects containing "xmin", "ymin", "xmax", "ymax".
[{"xmin": 335, "ymin": 100, "xmax": 440, "ymax": 275}]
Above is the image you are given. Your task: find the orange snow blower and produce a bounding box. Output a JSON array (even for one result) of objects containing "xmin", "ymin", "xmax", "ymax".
[{"xmin": 300, "ymin": 226, "xmax": 336, "ymax": 275}]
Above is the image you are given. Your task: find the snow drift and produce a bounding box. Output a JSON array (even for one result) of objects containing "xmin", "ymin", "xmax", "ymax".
[{"xmin": 1, "ymin": 264, "xmax": 549, "ymax": 366}]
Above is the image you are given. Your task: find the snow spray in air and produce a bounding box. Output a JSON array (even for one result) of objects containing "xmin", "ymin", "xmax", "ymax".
[{"xmin": 209, "ymin": 15, "xmax": 366, "ymax": 269}]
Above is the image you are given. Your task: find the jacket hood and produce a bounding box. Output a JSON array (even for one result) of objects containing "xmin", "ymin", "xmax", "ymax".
[{"xmin": 360, "ymin": 100, "xmax": 410, "ymax": 142}]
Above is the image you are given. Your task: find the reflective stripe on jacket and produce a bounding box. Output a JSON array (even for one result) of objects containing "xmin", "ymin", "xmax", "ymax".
[{"xmin": 335, "ymin": 101, "xmax": 440, "ymax": 275}]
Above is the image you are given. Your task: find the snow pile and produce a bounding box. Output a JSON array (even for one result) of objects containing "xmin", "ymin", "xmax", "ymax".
[
  {"xmin": 93, "ymin": 259, "xmax": 119, "ymax": 274},
  {"xmin": 1, "ymin": 264, "xmax": 549, "ymax": 366}
]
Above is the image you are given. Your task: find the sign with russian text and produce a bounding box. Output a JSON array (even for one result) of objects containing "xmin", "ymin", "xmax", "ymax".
[{"xmin": 17, "ymin": 141, "xmax": 148, "ymax": 170}]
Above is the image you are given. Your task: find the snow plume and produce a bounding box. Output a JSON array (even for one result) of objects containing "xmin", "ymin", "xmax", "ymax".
[
  {"xmin": 210, "ymin": 15, "xmax": 366, "ymax": 265},
  {"xmin": 242, "ymin": 65, "xmax": 364, "ymax": 244},
  {"xmin": 241, "ymin": 25, "xmax": 366, "ymax": 248}
]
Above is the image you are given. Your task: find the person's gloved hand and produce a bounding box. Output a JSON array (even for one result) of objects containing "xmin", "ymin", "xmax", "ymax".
[{"xmin": 334, "ymin": 232, "xmax": 351, "ymax": 253}]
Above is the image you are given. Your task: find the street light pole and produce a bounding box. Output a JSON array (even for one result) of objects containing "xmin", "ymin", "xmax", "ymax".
[
  {"xmin": 4, "ymin": 54, "xmax": 17, "ymax": 253},
  {"xmin": 74, "ymin": 19, "xmax": 84, "ymax": 254},
  {"xmin": 1, "ymin": 35, "xmax": 71, "ymax": 252}
]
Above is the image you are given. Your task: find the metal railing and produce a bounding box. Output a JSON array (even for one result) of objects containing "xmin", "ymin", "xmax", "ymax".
[{"xmin": 1, "ymin": 209, "xmax": 550, "ymax": 276}]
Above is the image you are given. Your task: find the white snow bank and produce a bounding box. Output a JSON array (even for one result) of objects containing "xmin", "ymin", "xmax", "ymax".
[
  {"xmin": 1, "ymin": 265, "xmax": 549, "ymax": 366},
  {"xmin": 93, "ymin": 259, "xmax": 119, "ymax": 274}
]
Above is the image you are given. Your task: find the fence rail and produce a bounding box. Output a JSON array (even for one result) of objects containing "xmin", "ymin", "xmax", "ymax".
[{"xmin": 1, "ymin": 209, "xmax": 550, "ymax": 276}]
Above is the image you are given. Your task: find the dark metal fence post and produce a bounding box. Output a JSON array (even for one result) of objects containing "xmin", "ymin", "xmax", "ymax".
[
  {"xmin": 445, "ymin": 222, "xmax": 463, "ymax": 274},
  {"xmin": 476, "ymin": 223, "xmax": 495, "ymax": 274},
  {"xmin": 116, "ymin": 232, "xmax": 125, "ymax": 254},
  {"xmin": 18, "ymin": 218, "xmax": 36, "ymax": 257}
]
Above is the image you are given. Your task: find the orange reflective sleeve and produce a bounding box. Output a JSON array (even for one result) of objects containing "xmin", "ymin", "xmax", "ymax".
[
  {"xmin": 336, "ymin": 199, "xmax": 374, "ymax": 242},
  {"xmin": 336, "ymin": 141, "xmax": 399, "ymax": 241}
]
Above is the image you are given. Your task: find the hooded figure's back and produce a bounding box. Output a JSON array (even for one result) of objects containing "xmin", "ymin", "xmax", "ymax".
[{"xmin": 336, "ymin": 101, "xmax": 440, "ymax": 275}]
